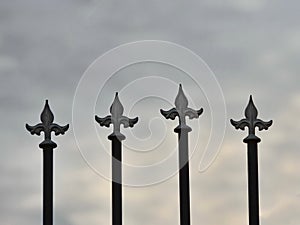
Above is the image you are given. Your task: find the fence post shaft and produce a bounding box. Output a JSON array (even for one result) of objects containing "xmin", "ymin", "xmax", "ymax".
[
  {"xmin": 177, "ymin": 128, "xmax": 191, "ymax": 225},
  {"xmin": 231, "ymin": 96, "xmax": 272, "ymax": 225},
  {"xmin": 26, "ymin": 100, "xmax": 69, "ymax": 225},
  {"xmin": 43, "ymin": 148, "xmax": 53, "ymax": 225},
  {"xmin": 247, "ymin": 141, "xmax": 259, "ymax": 225},
  {"xmin": 110, "ymin": 135, "xmax": 123, "ymax": 225},
  {"xmin": 161, "ymin": 84, "xmax": 203, "ymax": 225},
  {"xmin": 95, "ymin": 93, "xmax": 138, "ymax": 225}
]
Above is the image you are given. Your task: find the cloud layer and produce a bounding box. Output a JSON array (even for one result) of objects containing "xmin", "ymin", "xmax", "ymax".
[{"xmin": 1, "ymin": 0, "xmax": 299, "ymax": 225}]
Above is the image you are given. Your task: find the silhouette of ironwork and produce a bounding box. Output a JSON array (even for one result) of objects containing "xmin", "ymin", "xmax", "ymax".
[
  {"xmin": 95, "ymin": 92, "xmax": 138, "ymax": 225},
  {"xmin": 231, "ymin": 96, "xmax": 272, "ymax": 225},
  {"xmin": 161, "ymin": 84, "xmax": 203, "ymax": 225},
  {"xmin": 23, "ymin": 93, "xmax": 276, "ymax": 225},
  {"xmin": 26, "ymin": 100, "xmax": 69, "ymax": 225}
]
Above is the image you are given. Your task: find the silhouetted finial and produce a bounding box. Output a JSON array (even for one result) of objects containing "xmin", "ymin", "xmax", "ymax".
[
  {"xmin": 230, "ymin": 95, "xmax": 272, "ymax": 142},
  {"xmin": 95, "ymin": 92, "xmax": 138, "ymax": 140},
  {"xmin": 110, "ymin": 93, "xmax": 124, "ymax": 119},
  {"xmin": 160, "ymin": 84, "xmax": 203, "ymax": 132},
  {"xmin": 175, "ymin": 84, "xmax": 189, "ymax": 110},
  {"xmin": 26, "ymin": 100, "xmax": 69, "ymax": 148}
]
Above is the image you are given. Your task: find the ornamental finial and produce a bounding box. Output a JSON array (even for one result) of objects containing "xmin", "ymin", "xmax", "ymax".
[
  {"xmin": 230, "ymin": 95, "xmax": 273, "ymax": 142},
  {"xmin": 95, "ymin": 92, "xmax": 138, "ymax": 140},
  {"xmin": 26, "ymin": 100, "xmax": 69, "ymax": 148},
  {"xmin": 110, "ymin": 93, "xmax": 124, "ymax": 119},
  {"xmin": 175, "ymin": 84, "xmax": 189, "ymax": 110},
  {"xmin": 160, "ymin": 84, "xmax": 203, "ymax": 132}
]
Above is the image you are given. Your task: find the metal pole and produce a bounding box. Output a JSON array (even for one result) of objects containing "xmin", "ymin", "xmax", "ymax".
[
  {"xmin": 231, "ymin": 95, "xmax": 272, "ymax": 225},
  {"xmin": 161, "ymin": 84, "xmax": 203, "ymax": 225},
  {"xmin": 96, "ymin": 93, "xmax": 138, "ymax": 225},
  {"xmin": 26, "ymin": 100, "xmax": 69, "ymax": 225},
  {"xmin": 110, "ymin": 136, "xmax": 123, "ymax": 225},
  {"xmin": 177, "ymin": 128, "xmax": 191, "ymax": 225},
  {"xmin": 246, "ymin": 141, "xmax": 259, "ymax": 225},
  {"xmin": 43, "ymin": 147, "xmax": 53, "ymax": 225}
]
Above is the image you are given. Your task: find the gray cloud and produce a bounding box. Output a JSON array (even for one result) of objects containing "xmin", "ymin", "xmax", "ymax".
[{"xmin": 1, "ymin": 0, "xmax": 299, "ymax": 225}]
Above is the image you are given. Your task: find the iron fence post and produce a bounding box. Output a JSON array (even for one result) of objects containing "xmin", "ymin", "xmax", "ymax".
[
  {"xmin": 26, "ymin": 100, "xmax": 69, "ymax": 225},
  {"xmin": 231, "ymin": 96, "xmax": 272, "ymax": 225},
  {"xmin": 161, "ymin": 84, "xmax": 203, "ymax": 225},
  {"xmin": 95, "ymin": 93, "xmax": 138, "ymax": 225}
]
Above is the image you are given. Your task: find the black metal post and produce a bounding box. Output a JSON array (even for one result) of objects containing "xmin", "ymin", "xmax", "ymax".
[
  {"xmin": 231, "ymin": 96, "xmax": 272, "ymax": 225},
  {"xmin": 95, "ymin": 93, "xmax": 138, "ymax": 225},
  {"xmin": 26, "ymin": 100, "xmax": 69, "ymax": 225},
  {"xmin": 43, "ymin": 147, "xmax": 53, "ymax": 225},
  {"xmin": 176, "ymin": 127, "xmax": 191, "ymax": 225},
  {"xmin": 246, "ymin": 140, "xmax": 259, "ymax": 225},
  {"xmin": 161, "ymin": 84, "xmax": 203, "ymax": 225},
  {"xmin": 110, "ymin": 135, "xmax": 123, "ymax": 225}
]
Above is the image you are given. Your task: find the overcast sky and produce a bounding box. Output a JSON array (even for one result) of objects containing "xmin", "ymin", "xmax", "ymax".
[{"xmin": 1, "ymin": 0, "xmax": 300, "ymax": 225}]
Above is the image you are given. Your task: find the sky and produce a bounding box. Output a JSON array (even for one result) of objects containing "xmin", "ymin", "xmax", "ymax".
[{"xmin": 1, "ymin": 0, "xmax": 300, "ymax": 225}]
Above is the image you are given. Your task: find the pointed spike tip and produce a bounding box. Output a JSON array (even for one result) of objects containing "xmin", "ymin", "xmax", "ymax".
[
  {"xmin": 244, "ymin": 94, "xmax": 258, "ymax": 120},
  {"xmin": 248, "ymin": 95, "xmax": 256, "ymax": 107},
  {"xmin": 41, "ymin": 99, "xmax": 54, "ymax": 124},
  {"xmin": 114, "ymin": 92, "xmax": 120, "ymax": 102},
  {"xmin": 178, "ymin": 84, "xmax": 183, "ymax": 92},
  {"xmin": 43, "ymin": 99, "xmax": 51, "ymax": 111},
  {"xmin": 45, "ymin": 99, "xmax": 49, "ymax": 107},
  {"xmin": 175, "ymin": 83, "xmax": 188, "ymax": 109},
  {"xmin": 110, "ymin": 92, "xmax": 124, "ymax": 116},
  {"xmin": 43, "ymin": 100, "xmax": 51, "ymax": 112}
]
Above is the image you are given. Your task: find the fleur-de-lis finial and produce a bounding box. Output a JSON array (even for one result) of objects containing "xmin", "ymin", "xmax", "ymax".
[
  {"xmin": 26, "ymin": 100, "xmax": 69, "ymax": 148},
  {"xmin": 95, "ymin": 92, "xmax": 138, "ymax": 140},
  {"xmin": 175, "ymin": 84, "xmax": 189, "ymax": 110},
  {"xmin": 230, "ymin": 95, "xmax": 272, "ymax": 142},
  {"xmin": 110, "ymin": 92, "xmax": 124, "ymax": 119},
  {"xmin": 160, "ymin": 84, "xmax": 203, "ymax": 132}
]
